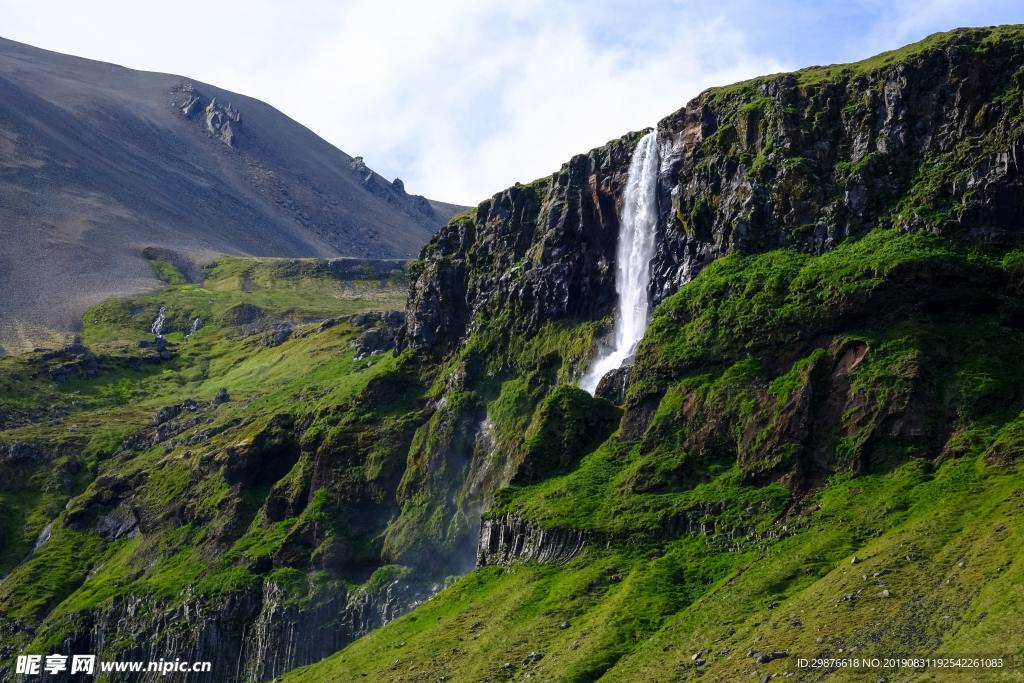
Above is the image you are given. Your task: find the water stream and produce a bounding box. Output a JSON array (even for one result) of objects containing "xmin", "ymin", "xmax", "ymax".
[{"xmin": 581, "ymin": 130, "xmax": 660, "ymax": 394}]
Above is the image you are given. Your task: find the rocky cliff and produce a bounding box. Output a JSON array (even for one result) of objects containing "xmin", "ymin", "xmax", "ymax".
[
  {"xmin": 404, "ymin": 26, "xmax": 1024, "ymax": 352},
  {"xmin": 29, "ymin": 574, "xmax": 431, "ymax": 682},
  {"xmin": 282, "ymin": 31, "xmax": 1024, "ymax": 683},
  {"xmin": 386, "ymin": 24, "xmax": 1024, "ymax": 576},
  {"xmin": 477, "ymin": 513, "xmax": 590, "ymax": 566}
]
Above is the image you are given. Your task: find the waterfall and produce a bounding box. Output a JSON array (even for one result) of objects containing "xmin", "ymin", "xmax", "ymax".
[
  {"xmin": 581, "ymin": 130, "xmax": 660, "ymax": 395},
  {"xmin": 150, "ymin": 305, "xmax": 168, "ymax": 338}
]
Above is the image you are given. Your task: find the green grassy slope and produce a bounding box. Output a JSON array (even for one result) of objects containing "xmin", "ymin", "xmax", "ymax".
[
  {"xmin": 287, "ymin": 457, "xmax": 1024, "ymax": 682},
  {"xmin": 285, "ymin": 229, "xmax": 1024, "ymax": 682},
  {"xmin": 0, "ymin": 254, "xmax": 409, "ymax": 655}
]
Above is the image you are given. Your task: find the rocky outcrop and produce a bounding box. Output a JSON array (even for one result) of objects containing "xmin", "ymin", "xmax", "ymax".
[
  {"xmin": 94, "ymin": 503, "xmax": 139, "ymax": 541},
  {"xmin": 477, "ymin": 514, "xmax": 589, "ymax": 566},
  {"xmin": 260, "ymin": 322, "xmax": 293, "ymax": 348},
  {"xmin": 204, "ymin": 98, "xmax": 242, "ymax": 147},
  {"xmin": 211, "ymin": 388, "xmax": 231, "ymax": 406},
  {"xmin": 0, "ymin": 440, "xmax": 46, "ymax": 466},
  {"xmin": 402, "ymin": 132, "xmax": 641, "ymax": 352},
  {"xmin": 349, "ymin": 157, "xmax": 436, "ymax": 219},
  {"xmin": 351, "ymin": 310, "xmax": 405, "ymax": 358},
  {"xmin": 477, "ymin": 502, "xmax": 788, "ymax": 568},
  {"xmin": 649, "ymin": 29, "xmax": 1024, "ymax": 304},
  {"xmin": 40, "ymin": 341, "xmax": 99, "ymax": 383},
  {"xmin": 120, "ymin": 400, "xmax": 208, "ymax": 451},
  {"xmin": 595, "ymin": 365, "xmax": 629, "ymax": 405},
  {"xmin": 173, "ymin": 83, "xmax": 242, "ymax": 147},
  {"xmin": 34, "ymin": 574, "xmax": 433, "ymax": 683},
  {"xmin": 152, "ymin": 399, "xmax": 200, "ymax": 427}
]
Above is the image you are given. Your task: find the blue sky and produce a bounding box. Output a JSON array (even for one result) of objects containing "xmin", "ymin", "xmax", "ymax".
[{"xmin": 2, "ymin": 0, "xmax": 1023, "ymax": 204}]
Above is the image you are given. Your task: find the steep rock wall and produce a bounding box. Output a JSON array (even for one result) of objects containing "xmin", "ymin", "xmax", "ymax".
[{"xmin": 404, "ymin": 27, "xmax": 1024, "ymax": 353}]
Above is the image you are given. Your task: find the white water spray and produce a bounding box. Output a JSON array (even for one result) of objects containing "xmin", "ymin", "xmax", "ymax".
[{"xmin": 581, "ymin": 130, "xmax": 660, "ymax": 394}]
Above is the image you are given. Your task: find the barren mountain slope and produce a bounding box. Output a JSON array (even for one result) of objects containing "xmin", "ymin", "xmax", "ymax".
[{"xmin": 0, "ymin": 36, "xmax": 463, "ymax": 353}]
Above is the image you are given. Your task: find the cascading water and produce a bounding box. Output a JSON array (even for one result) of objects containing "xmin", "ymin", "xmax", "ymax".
[
  {"xmin": 186, "ymin": 317, "xmax": 203, "ymax": 338},
  {"xmin": 150, "ymin": 305, "xmax": 168, "ymax": 338},
  {"xmin": 581, "ymin": 130, "xmax": 660, "ymax": 394}
]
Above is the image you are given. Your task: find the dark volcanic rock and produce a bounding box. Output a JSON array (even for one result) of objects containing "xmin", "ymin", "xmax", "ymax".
[
  {"xmin": 37, "ymin": 573, "xmax": 434, "ymax": 683},
  {"xmin": 402, "ymin": 133, "xmax": 640, "ymax": 352},
  {"xmin": 349, "ymin": 310, "xmax": 403, "ymax": 330},
  {"xmin": 2, "ymin": 441, "xmax": 45, "ymax": 465},
  {"xmin": 95, "ymin": 504, "xmax": 140, "ymax": 540},
  {"xmin": 595, "ymin": 366, "xmax": 630, "ymax": 405},
  {"xmin": 41, "ymin": 340, "xmax": 100, "ymax": 383},
  {"xmin": 477, "ymin": 514, "xmax": 589, "ymax": 566},
  {"xmin": 119, "ymin": 400, "xmax": 208, "ymax": 452},
  {"xmin": 354, "ymin": 327, "xmax": 394, "ymax": 358},
  {"xmin": 152, "ymin": 399, "xmax": 200, "ymax": 427},
  {"xmin": 353, "ymin": 311, "xmax": 405, "ymax": 358},
  {"xmin": 648, "ymin": 30, "xmax": 1024, "ymax": 304},
  {"xmin": 261, "ymin": 322, "xmax": 293, "ymax": 347},
  {"xmin": 173, "ymin": 84, "xmax": 243, "ymax": 148}
]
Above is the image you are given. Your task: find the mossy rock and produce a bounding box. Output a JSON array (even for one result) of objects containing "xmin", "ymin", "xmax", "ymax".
[
  {"xmin": 511, "ymin": 385, "xmax": 621, "ymax": 485},
  {"xmin": 219, "ymin": 303, "xmax": 267, "ymax": 326}
]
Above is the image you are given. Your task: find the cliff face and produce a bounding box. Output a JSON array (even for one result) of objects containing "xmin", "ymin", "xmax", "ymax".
[
  {"xmin": 651, "ymin": 28, "xmax": 1024, "ymax": 302},
  {"xmin": 405, "ymin": 27, "xmax": 1024, "ymax": 351},
  {"xmin": 403, "ymin": 134, "xmax": 639, "ymax": 352},
  {"xmin": 477, "ymin": 514, "xmax": 590, "ymax": 566},
  {"xmin": 379, "ymin": 26, "xmax": 1024, "ymax": 587},
  {"xmin": 29, "ymin": 577, "xmax": 430, "ymax": 683}
]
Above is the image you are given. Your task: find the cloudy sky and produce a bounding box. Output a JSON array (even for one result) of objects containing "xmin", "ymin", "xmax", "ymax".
[{"xmin": 2, "ymin": 0, "xmax": 1022, "ymax": 204}]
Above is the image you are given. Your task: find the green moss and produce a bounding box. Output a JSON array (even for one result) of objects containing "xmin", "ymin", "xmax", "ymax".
[
  {"xmin": 285, "ymin": 208, "xmax": 1024, "ymax": 680},
  {"xmin": 512, "ymin": 385, "xmax": 620, "ymax": 485},
  {"xmin": 0, "ymin": 249, "xmax": 420, "ymax": 655},
  {"xmin": 633, "ymin": 228, "xmax": 976, "ymax": 386},
  {"xmin": 286, "ymin": 451, "xmax": 1024, "ymax": 682}
]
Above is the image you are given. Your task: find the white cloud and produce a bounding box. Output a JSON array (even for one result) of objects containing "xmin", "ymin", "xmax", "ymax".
[
  {"xmin": 12, "ymin": 1, "xmax": 1019, "ymax": 204},
  {"xmin": 0, "ymin": 0, "xmax": 787, "ymax": 204},
  {"xmin": 854, "ymin": 0, "xmax": 999, "ymax": 57},
  {"xmin": 257, "ymin": 1, "xmax": 789, "ymax": 204}
]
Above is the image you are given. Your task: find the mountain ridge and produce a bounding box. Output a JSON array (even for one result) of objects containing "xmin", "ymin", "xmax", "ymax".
[{"xmin": 0, "ymin": 35, "xmax": 463, "ymax": 354}]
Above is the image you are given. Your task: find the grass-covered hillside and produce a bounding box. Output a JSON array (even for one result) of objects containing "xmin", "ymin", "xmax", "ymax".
[
  {"xmin": 285, "ymin": 228, "xmax": 1024, "ymax": 682},
  {"xmin": 0, "ymin": 253, "xmax": 416, "ymax": 679}
]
